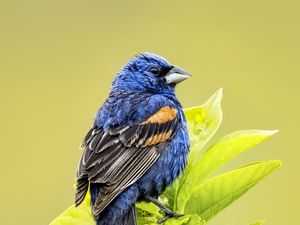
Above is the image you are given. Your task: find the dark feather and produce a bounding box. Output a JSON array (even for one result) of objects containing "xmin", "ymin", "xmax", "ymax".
[
  {"xmin": 75, "ymin": 177, "xmax": 89, "ymax": 206},
  {"xmin": 126, "ymin": 205, "xmax": 137, "ymax": 225},
  {"xmin": 75, "ymin": 106, "xmax": 179, "ymax": 215}
]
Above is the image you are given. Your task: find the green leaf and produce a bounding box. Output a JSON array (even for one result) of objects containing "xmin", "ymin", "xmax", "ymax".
[
  {"xmin": 164, "ymin": 215, "xmax": 191, "ymax": 225},
  {"xmin": 162, "ymin": 182, "xmax": 178, "ymax": 210},
  {"xmin": 169, "ymin": 88, "xmax": 223, "ymax": 211},
  {"xmin": 136, "ymin": 216, "xmax": 157, "ymax": 225},
  {"xmin": 184, "ymin": 160, "xmax": 281, "ymax": 221},
  {"xmin": 136, "ymin": 203, "xmax": 196, "ymax": 225},
  {"xmin": 193, "ymin": 130, "xmax": 278, "ymax": 180},
  {"xmin": 184, "ymin": 214, "xmax": 206, "ymax": 225},
  {"xmin": 176, "ymin": 130, "xmax": 278, "ymax": 213},
  {"xmin": 155, "ymin": 214, "xmax": 206, "ymax": 225},
  {"xmin": 248, "ymin": 220, "xmax": 266, "ymax": 225},
  {"xmin": 50, "ymin": 193, "xmax": 94, "ymax": 225},
  {"xmin": 184, "ymin": 88, "xmax": 223, "ymax": 163},
  {"xmin": 136, "ymin": 201, "xmax": 162, "ymax": 218},
  {"xmin": 136, "ymin": 201, "xmax": 162, "ymax": 225}
]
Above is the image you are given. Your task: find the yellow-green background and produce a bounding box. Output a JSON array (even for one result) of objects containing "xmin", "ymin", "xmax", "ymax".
[{"xmin": 1, "ymin": 0, "xmax": 298, "ymax": 224}]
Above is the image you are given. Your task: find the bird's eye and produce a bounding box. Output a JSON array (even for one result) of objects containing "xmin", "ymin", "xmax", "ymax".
[{"xmin": 148, "ymin": 67, "xmax": 160, "ymax": 75}]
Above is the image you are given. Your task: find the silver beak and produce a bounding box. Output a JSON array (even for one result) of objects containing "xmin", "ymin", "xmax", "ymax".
[{"xmin": 165, "ymin": 66, "xmax": 192, "ymax": 84}]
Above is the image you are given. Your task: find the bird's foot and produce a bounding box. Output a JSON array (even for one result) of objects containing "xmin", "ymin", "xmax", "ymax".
[
  {"xmin": 145, "ymin": 196, "xmax": 184, "ymax": 224},
  {"xmin": 157, "ymin": 211, "xmax": 184, "ymax": 224}
]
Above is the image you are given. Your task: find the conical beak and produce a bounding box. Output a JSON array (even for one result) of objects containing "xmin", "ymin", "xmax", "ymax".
[{"xmin": 165, "ymin": 66, "xmax": 192, "ymax": 84}]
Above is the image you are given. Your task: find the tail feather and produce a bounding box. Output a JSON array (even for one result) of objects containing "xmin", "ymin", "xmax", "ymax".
[
  {"xmin": 91, "ymin": 184, "xmax": 139, "ymax": 225},
  {"xmin": 95, "ymin": 205, "xmax": 137, "ymax": 225},
  {"xmin": 75, "ymin": 177, "xmax": 89, "ymax": 206},
  {"xmin": 124, "ymin": 205, "xmax": 137, "ymax": 225}
]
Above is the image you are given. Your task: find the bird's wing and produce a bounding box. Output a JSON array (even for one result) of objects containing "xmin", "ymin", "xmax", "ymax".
[{"xmin": 75, "ymin": 106, "xmax": 179, "ymax": 215}]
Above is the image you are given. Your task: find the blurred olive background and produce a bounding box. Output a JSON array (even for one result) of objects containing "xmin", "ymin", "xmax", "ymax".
[{"xmin": 0, "ymin": 0, "xmax": 299, "ymax": 225}]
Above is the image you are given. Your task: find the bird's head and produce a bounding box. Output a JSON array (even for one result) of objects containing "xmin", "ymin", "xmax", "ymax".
[{"xmin": 111, "ymin": 52, "xmax": 191, "ymax": 94}]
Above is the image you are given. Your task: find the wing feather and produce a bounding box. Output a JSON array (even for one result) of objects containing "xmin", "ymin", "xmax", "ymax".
[{"xmin": 75, "ymin": 106, "xmax": 179, "ymax": 214}]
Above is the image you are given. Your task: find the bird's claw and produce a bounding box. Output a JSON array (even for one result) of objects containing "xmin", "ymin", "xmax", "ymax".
[
  {"xmin": 145, "ymin": 196, "xmax": 184, "ymax": 224},
  {"xmin": 157, "ymin": 212, "xmax": 184, "ymax": 224}
]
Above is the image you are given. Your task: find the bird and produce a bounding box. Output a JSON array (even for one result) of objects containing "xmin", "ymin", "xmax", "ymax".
[{"xmin": 75, "ymin": 52, "xmax": 191, "ymax": 225}]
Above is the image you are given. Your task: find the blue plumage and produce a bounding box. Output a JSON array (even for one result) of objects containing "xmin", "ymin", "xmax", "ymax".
[{"xmin": 75, "ymin": 53, "xmax": 190, "ymax": 225}]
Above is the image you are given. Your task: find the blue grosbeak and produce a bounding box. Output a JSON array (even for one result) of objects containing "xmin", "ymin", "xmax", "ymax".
[{"xmin": 75, "ymin": 53, "xmax": 191, "ymax": 225}]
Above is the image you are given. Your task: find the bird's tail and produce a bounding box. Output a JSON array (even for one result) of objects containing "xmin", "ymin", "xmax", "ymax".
[
  {"xmin": 95, "ymin": 204, "xmax": 137, "ymax": 225},
  {"xmin": 123, "ymin": 205, "xmax": 137, "ymax": 225}
]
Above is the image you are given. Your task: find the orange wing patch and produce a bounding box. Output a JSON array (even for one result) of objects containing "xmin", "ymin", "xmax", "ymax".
[
  {"xmin": 142, "ymin": 106, "xmax": 177, "ymax": 125},
  {"xmin": 139, "ymin": 106, "xmax": 178, "ymax": 147},
  {"xmin": 142, "ymin": 130, "xmax": 172, "ymax": 147}
]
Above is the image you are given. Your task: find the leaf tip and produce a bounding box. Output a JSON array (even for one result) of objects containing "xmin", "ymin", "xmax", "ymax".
[
  {"xmin": 218, "ymin": 87, "xmax": 224, "ymax": 93},
  {"xmin": 215, "ymin": 87, "xmax": 223, "ymax": 101},
  {"xmin": 275, "ymin": 160, "xmax": 282, "ymax": 168},
  {"xmin": 249, "ymin": 219, "xmax": 266, "ymax": 225},
  {"xmin": 255, "ymin": 130, "xmax": 279, "ymax": 138},
  {"xmin": 268, "ymin": 160, "xmax": 282, "ymax": 170},
  {"xmin": 265, "ymin": 130, "xmax": 279, "ymax": 135},
  {"xmin": 204, "ymin": 88, "xmax": 223, "ymax": 109}
]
